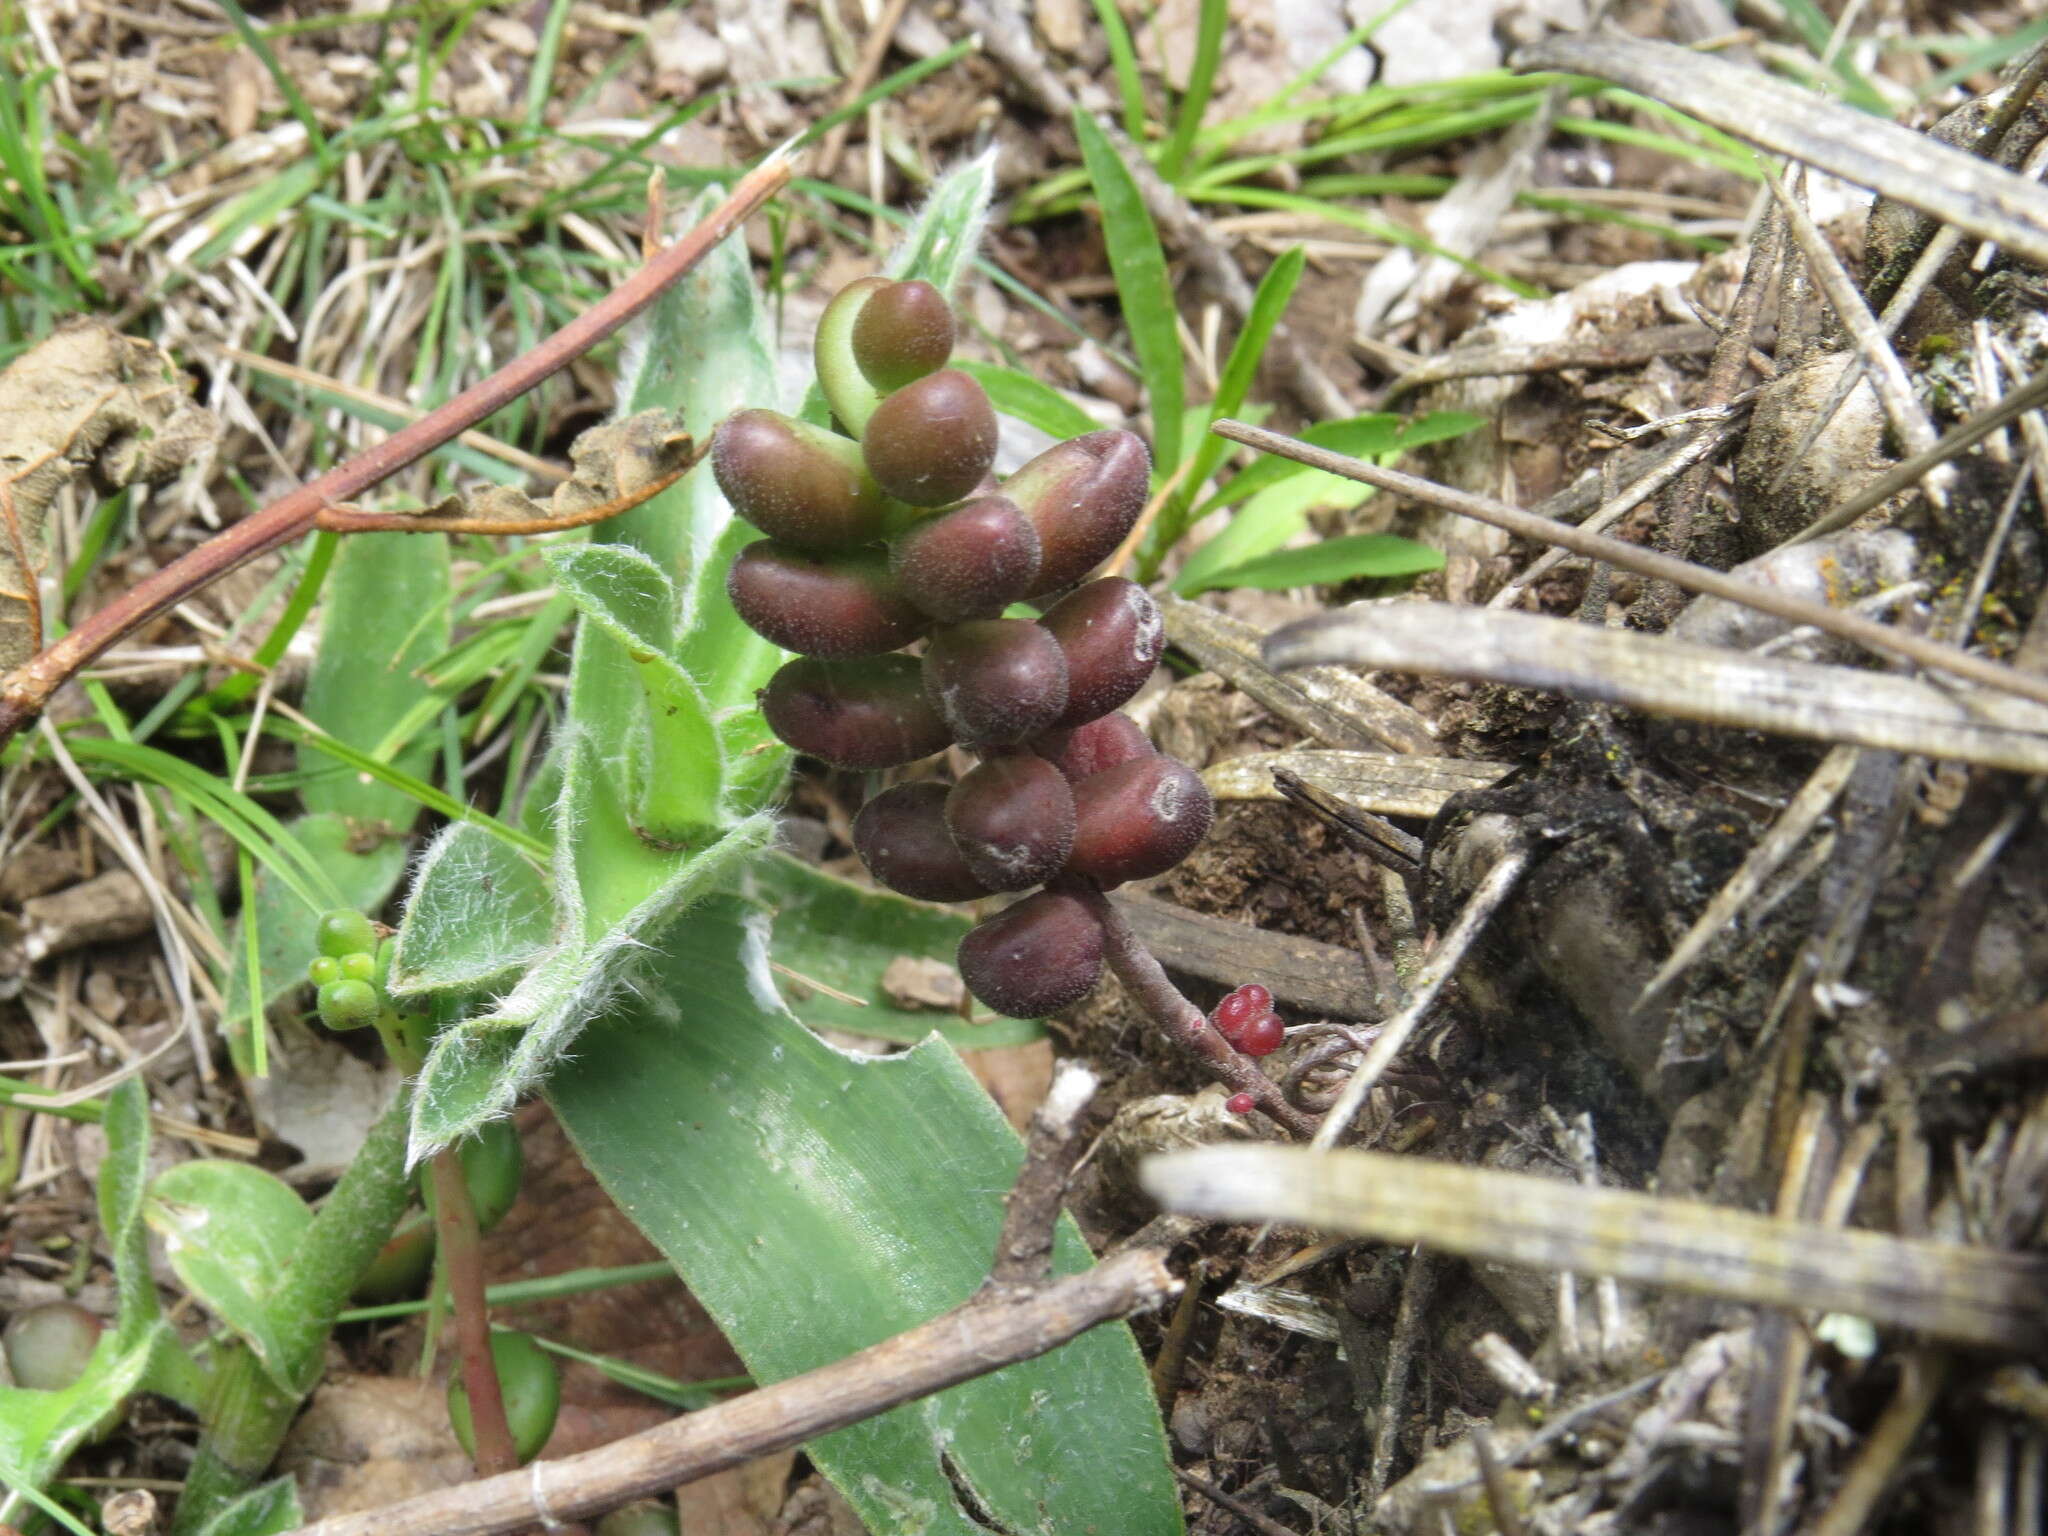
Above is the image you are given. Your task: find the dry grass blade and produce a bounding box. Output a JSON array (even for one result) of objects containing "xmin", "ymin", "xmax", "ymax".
[
  {"xmin": 1215, "ymin": 418, "xmax": 2048, "ymax": 711},
  {"xmin": 1266, "ymin": 602, "xmax": 2048, "ymax": 774},
  {"xmin": 1633, "ymin": 745, "xmax": 1860, "ymax": 1015},
  {"xmin": 1141, "ymin": 1147, "xmax": 2048, "ymax": 1352},
  {"xmin": 1202, "ymin": 749, "xmax": 1510, "ymax": 820},
  {"xmin": 1512, "ymin": 34, "xmax": 2048, "ymax": 270},
  {"xmin": 1161, "ymin": 593, "xmax": 1437, "ymax": 754}
]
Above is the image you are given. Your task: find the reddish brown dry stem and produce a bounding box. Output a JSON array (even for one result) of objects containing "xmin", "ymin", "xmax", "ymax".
[
  {"xmin": 0, "ymin": 156, "xmax": 792, "ymax": 750},
  {"xmin": 430, "ymin": 1149, "xmax": 519, "ymax": 1476},
  {"xmin": 314, "ymin": 459, "xmax": 696, "ymax": 537},
  {"xmin": 1080, "ymin": 887, "xmax": 1320, "ymax": 1138}
]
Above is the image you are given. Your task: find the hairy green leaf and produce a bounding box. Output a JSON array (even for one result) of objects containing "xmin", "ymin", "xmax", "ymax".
[
  {"xmin": 390, "ymin": 821, "xmax": 554, "ymax": 996},
  {"xmin": 886, "ymin": 148, "xmax": 996, "ymax": 298},
  {"xmin": 145, "ymin": 1163, "xmax": 312, "ymax": 1394},
  {"xmin": 550, "ymin": 904, "xmax": 1182, "ymax": 1536}
]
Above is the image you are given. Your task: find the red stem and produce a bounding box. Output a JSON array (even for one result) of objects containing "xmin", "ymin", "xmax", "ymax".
[
  {"xmin": 430, "ymin": 1149, "xmax": 520, "ymax": 1475},
  {"xmin": 1080, "ymin": 887, "xmax": 1320, "ymax": 1138},
  {"xmin": 0, "ymin": 155, "xmax": 793, "ymax": 750}
]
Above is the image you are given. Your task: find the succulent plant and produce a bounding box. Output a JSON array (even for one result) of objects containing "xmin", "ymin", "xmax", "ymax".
[{"xmin": 711, "ymin": 275, "xmax": 1214, "ymax": 1018}]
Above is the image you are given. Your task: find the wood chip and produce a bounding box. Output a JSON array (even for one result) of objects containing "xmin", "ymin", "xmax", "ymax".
[{"xmin": 1203, "ymin": 749, "xmax": 1510, "ymax": 820}]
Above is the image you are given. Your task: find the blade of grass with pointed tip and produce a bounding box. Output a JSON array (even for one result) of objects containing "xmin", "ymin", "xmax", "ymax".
[
  {"xmin": 1145, "ymin": 245, "xmax": 1305, "ymax": 576},
  {"xmin": 1074, "ymin": 110, "xmax": 1185, "ymax": 482},
  {"xmin": 549, "ymin": 902, "xmax": 1182, "ymax": 1536},
  {"xmin": 1189, "ymin": 531, "xmax": 1445, "ymax": 594}
]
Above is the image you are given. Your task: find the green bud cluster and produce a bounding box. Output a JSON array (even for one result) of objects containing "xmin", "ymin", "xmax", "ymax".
[{"xmin": 711, "ymin": 278, "xmax": 1213, "ymax": 1019}]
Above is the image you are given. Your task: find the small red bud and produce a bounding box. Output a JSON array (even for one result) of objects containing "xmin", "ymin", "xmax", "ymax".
[
  {"xmin": 1224, "ymin": 1092, "xmax": 1256, "ymax": 1115},
  {"xmin": 1239, "ymin": 1013, "xmax": 1285, "ymax": 1056}
]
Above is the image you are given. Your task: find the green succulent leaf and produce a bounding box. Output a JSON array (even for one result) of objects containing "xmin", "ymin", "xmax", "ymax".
[
  {"xmin": 745, "ymin": 854, "xmax": 1043, "ymax": 1050},
  {"xmin": 549, "ymin": 902, "xmax": 1182, "ymax": 1536},
  {"xmin": 390, "ymin": 821, "xmax": 554, "ymax": 996},
  {"xmin": 144, "ymin": 1162, "xmax": 312, "ymax": 1395}
]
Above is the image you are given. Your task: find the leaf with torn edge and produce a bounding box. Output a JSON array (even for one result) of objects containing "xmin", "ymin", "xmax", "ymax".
[
  {"xmin": 550, "ymin": 900, "xmax": 1183, "ymax": 1536},
  {"xmin": 145, "ymin": 1162, "xmax": 312, "ymax": 1394},
  {"xmin": 1267, "ymin": 601, "xmax": 2048, "ymax": 774}
]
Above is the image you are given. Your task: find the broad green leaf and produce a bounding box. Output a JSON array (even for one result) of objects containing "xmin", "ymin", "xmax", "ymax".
[
  {"xmin": 1173, "ymin": 468, "xmax": 1373, "ymax": 594},
  {"xmin": 298, "ymin": 530, "xmax": 451, "ymax": 832},
  {"xmin": 0, "ymin": 1083, "xmax": 198, "ymax": 1524},
  {"xmin": 1187, "ymin": 531, "xmax": 1445, "ymax": 594},
  {"xmin": 1193, "ymin": 409, "xmax": 1484, "ymax": 521},
  {"xmin": 389, "ymin": 822, "xmax": 553, "ymax": 996},
  {"xmin": 222, "ymin": 813, "xmax": 409, "ymax": 1025},
  {"xmin": 885, "ymin": 147, "xmax": 995, "ymax": 298},
  {"xmin": 1074, "ymin": 110, "xmax": 1184, "ymax": 481},
  {"xmin": 189, "ymin": 1478, "xmax": 302, "ymax": 1536},
  {"xmin": 145, "ymin": 1162, "xmax": 312, "ymax": 1395},
  {"xmin": 549, "ymin": 903, "xmax": 1182, "ymax": 1536},
  {"xmin": 745, "ymin": 854, "xmax": 1043, "ymax": 1050},
  {"xmin": 952, "ymin": 360, "xmax": 1103, "ymax": 441}
]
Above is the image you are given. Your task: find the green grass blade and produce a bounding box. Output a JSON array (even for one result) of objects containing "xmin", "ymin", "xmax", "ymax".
[
  {"xmin": 952, "ymin": 360, "xmax": 1103, "ymax": 439},
  {"xmin": 1145, "ymin": 245, "xmax": 1304, "ymax": 575},
  {"xmin": 1090, "ymin": 0, "xmax": 1149, "ymax": 141},
  {"xmin": 1073, "ymin": 110, "xmax": 1185, "ymax": 479},
  {"xmin": 524, "ymin": 0, "xmax": 575, "ymax": 132},
  {"xmin": 215, "ymin": 0, "xmax": 329, "ymax": 155},
  {"xmin": 1158, "ymin": 0, "xmax": 1227, "ymax": 182},
  {"xmin": 1187, "ymin": 530, "xmax": 1445, "ymax": 594}
]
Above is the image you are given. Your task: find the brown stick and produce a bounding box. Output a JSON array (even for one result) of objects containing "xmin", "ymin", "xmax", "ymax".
[
  {"xmin": 430, "ymin": 1150, "xmax": 518, "ymax": 1475},
  {"xmin": 987, "ymin": 1058, "xmax": 1097, "ymax": 1286},
  {"xmin": 1078, "ymin": 885, "xmax": 1321, "ymax": 1138},
  {"xmin": 1211, "ymin": 418, "xmax": 2048, "ymax": 714},
  {"xmin": 284, "ymin": 1248, "xmax": 1175, "ymax": 1536},
  {"xmin": 0, "ymin": 154, "xmax": 793, "ymax": 750}
]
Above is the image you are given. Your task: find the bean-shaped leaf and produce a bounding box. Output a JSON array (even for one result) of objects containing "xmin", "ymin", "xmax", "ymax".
[{"xmin": 146, "ymin": 1162, "xmax": 312, "ymax": 1393}]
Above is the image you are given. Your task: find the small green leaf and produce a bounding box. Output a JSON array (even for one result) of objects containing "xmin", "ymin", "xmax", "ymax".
[
  {"xmin": 1190, "ymin": 532, "xmax": 1445, "ymax": 594},
  {"xmin": 389, "ymin": 822, "xmax": 554, "ymax": 996},
  {"xmin": 1173, "ymin": 467, "xmax": 1373, "ymax": 594},
  {"xmin": 1074, "ymin": 110, "xmax": 1185, "ymax": 481},
  {"xmin": 746, "ymin": 854, "xmax": 1043, "ymax": 1050},
  {"xmin": 146, "ymin": 1162, "xmax": 312, "ymax": 1393},
  {"xmin": 951, "ymin": 360, "xmax": 1103, "ymax": 441},
  {"xmin": 1149, "ymin": 245, "xmax": 1306, "ymax": 573},
  {"xmin": 550, "ymin": 543, "xmax": 724, "ymax": 837},
  {"xmin": 885, "ymin": 147, "xmax": 996, "ymax": 298},
  {"xmin": 188, "ymin": 1477, "xmax": 302, "ymax": 1536},
  {"xmin": 406, "ymin": 791, "xmax": 778, "ymax": 1165}
]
